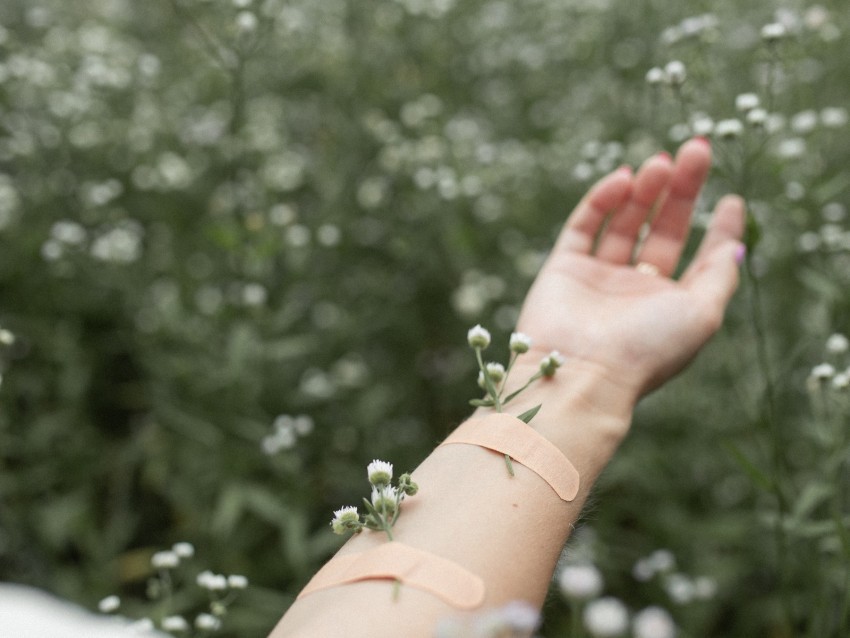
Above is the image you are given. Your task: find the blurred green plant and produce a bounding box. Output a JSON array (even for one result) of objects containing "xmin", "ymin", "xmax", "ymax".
[{"xmin": 0, "ymin": 0, "xmax": 848, "ymax": 636}]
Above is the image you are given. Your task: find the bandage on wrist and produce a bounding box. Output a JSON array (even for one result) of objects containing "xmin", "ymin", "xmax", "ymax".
[
  {"xmin": 439, "ymin": 413, "xmax": 580, "ymax": 501},
  {"xmin": 297, "ymin": 542, "xmax": 485, "ymax": 609}
]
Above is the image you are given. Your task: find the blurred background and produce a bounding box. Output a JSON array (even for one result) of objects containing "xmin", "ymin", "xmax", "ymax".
[{"xmin": 1, "ymin": 0, "xmax": 849, "ymax": 635}]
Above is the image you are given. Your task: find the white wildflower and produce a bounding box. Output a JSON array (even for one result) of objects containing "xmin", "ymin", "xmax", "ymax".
[
  {"xmin": 151, "ymin": 550, "xmax": 180, "ymax": 569},
  {"xmin": 811, "ymin": 363, "xmax": 836, "ymax": 380},
  {"xmin": 821, "ymin": 107, "xmax": 848, "ymax": 128},
  {"xmin": 162, "ymin": 616, "xmax": 190, "ymax": 632},
  {"xmin": 664, "ymin": 573, "xmax": 696, "ymax": 604},
  {"xmin": 715, "ymin": 119, "xmax": 744, "ymax": 139},
  {"xmin": 194, "ymin": 613, "xmax": 221, "ymax": 631},
  {"xmin": 228, "ymin": 574, "xmax": 249, "ymax": 589},
  {"xmin": 558, "ymin": 564, "xmax": 604, "ymax": 601},
  {"xmin": 746, "ymin": 108, "xmax": 768, "ymax": 126},
  {"xmin": 331, "ymin": 506, "xmax": 360, "ymax": 534},
  {"xmin": 663, "ymin": 61, "xmax": 686, "ymax": 85},
  {"xmin": 584, "ymin": 596, "xmax": 630, "ymax": 637},
  {"xmin": 540, "ymin": 351, "xmax": 565, "ymax": 377},
  {"xmin": 633, "ymin": 606, "xmax": 677, "ymax": 638},
  {"xmin": 509, "ymin": 331, "xmax": 532, "ymax": 354},
  {"xmin": 761, "ymin": 22, "xmax": 787, "ymax": 42},
  {"xmin": 791, "ymin": 110, "xmax": 818, "ymax": 134},
  {"xmin": 735, "ymin": 93, "xmax": 760, "ymax": 112},
  {"xmin": 826, "ymin": 333, "xmax": 849, "ymax": 354},
  {"xmin": 833, "ymin": 373, "xmax": 850, "ymax": 390},
  {"xmin": 172, "ymin": 542, "xmax": 195, "ymax": 558},
  {"xmin": 467, "ymin": 324, "xmax": 491, "ymax": 349},
  {"xmin": 197, "ymin": 570, "xmax": 229, "ymax": 591},
  {"xmin": 367, "ymin": 459, "xmax": 394, "ymax": 487},
  {"xmin": 97, "ymin": 595, "xmax": 120, "ymax": 613},
  {"xmin": 371, "ymin": 486, "xmax": 399, "ymax": 514},
  {"xmin": 645, "ymin": 67, "xmax": 664, "ymax": 85},
  {"xmin": 693, "ymin": 576, "xmax": 718, "ymax": 600}
]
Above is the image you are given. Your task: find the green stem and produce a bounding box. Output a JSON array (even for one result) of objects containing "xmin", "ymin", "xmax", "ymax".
[{"xmin": 744, "ymin": 254, "xmax": 793, "ymax": 630}]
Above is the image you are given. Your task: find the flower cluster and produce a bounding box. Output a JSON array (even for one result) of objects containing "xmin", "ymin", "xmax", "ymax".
[
  {"xmin": 96, "ymin": 542, "xmax": 248, "ymax": 636},
  {"xmin": 330, "ymin": 459, "xmax": 418, "ymax": 541},
  {"xmin": 467, "ymin": 325, "xmax": 563, "ymax": 475}
]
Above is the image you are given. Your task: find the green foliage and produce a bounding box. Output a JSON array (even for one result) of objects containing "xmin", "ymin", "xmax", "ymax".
[{"xmin": 0, "ymin": 0, "xmax": 849, "ymax": 635}]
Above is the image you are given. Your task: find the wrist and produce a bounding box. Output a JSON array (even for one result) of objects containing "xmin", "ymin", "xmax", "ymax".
[{"xmin": 473, "ymin": 353, "xmax": 636, "ymax": 464}]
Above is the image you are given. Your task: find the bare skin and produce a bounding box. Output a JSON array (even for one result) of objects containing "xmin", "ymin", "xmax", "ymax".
[{"xmin": 269, "ymin": 138, "xmax": 745, "ymax": 638}]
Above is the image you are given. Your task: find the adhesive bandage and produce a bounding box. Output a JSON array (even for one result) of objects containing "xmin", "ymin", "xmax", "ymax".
[
  {"xmin": 439, "ymin": 413, "xmax": 580, "ymax": 501},
  {"xmin": 297, "ymin": 542, "xmax": 486, "ymax": 609}
]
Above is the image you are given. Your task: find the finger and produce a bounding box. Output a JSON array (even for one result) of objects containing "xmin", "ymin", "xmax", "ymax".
[
  {"xmin": 681, "ymin": 195, "xmax": 746, "ymax": 313},
  {"xmin": 555, "ymin": 166, "xmax": 633, "ymax": 254},
  {"xmin": 633, "ymin": 137, "xmax": 712, "ymax": 275},
  {"xmin": 595, "ymin": 152, "xmax": 673, "ymax": 264}
]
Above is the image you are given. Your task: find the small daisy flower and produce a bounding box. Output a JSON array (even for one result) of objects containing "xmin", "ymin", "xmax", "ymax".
[
  {"xmin": 509, "ymin": 331, "xmax": 532, "ymax": 354},
  {"xmin": 371, "ymin": 486, "xmax": 399, "ymax": 514},
  {"xmin": 97, "ymin": 595, "xmax": 120, "ymax": 613},
  {"xmin": 761, "ymin": 22, "xmax": 787, "ymax": 42},
  {"xmin": 467, "ymin": 324, "xmax": 491, "ymax": 349},
  {"xmin": 367, "ymin": 459, "xmax": 393, "ymax": 487},
  {"xmin": 172, "ymin": 542, "xmax": 195, "ymax": 559},
  {"xmin": 227, "ymin": 574, "xmax": 249, "ymax": 589},
  {"xmin": 194, "ymin": 613, "xmax": 222, "ymax": 631},
  {"xmin": 151, "ymin": 550, "xmax": 180, "ymax": 569},
  {"xmin": 331, "ymin": 506, "xmax": 360, "ymax": 534},
  {"xmin": 735, "ymin": 93, "xmax": 760, "ymax": 112},
  {"xmin": 663, "ymin": 61, "xmax": 686, "ymax": 85},
  {"xmin": 584, "ymin": 596, "xmax": 630, "ymax": 637},
  {"xmin": 558, "ymin": 564, "xmax": 604, "ymax": 601},
  {"xmin": 645, "ymin": 67, "xmax": 665, "ymax": 85},
  {"xmin": 478, "ymin": 362, "xmax": 506, "ymax": 389},
  {"xmin": 540, "ymin": 351, "xmax": 565, "ymax": 377},
  {"xmin": 633, "ymin": 606, "xmax": 677, "ymax": 638},
  {"xmin": 162, "ymin": 616, "xmax": 190, "ymax": 632},
  {"xmin": 811, "ymin": 363, "xmax": 836, "ymax": 380},
  {"xmin": 197, "ymin": 570, "xmax": 228, "ymax": 591},
  {"xmin": 826, "ymin": 333, "xmax": 849, "ymax": 354},
  {"xmin": 715, "ymin": 119, "xmax": 744, "ymax": 139}
]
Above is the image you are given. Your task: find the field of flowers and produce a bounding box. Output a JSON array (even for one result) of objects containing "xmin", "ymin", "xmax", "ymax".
[{"xmin": 1, "ymin": 0, "xmax": 849, "ymax": 635}]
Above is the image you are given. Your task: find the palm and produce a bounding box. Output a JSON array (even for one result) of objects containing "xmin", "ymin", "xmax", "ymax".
[{"xmin": 517, "ymin": 139, "xmax": 744, "ymax": 397}]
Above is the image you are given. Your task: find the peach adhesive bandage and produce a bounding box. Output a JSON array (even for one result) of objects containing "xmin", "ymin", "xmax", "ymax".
[
  {"xmin": 439, "ymin": 413, "xmax": 580, "ymax": 501},
  {"xmin": 296, "ymin": 542, "xmax": 486, "ymax": 609}
]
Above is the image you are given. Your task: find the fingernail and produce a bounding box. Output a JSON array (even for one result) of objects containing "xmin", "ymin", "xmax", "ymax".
[
  {"xmin": 657, "ymin": 151, "xmax": 672, "ymax": 161},
  {"xmin": 693, "ymin": 135, "xmax": 711, "ymax": 147},
  {"xmin": 618, "ymin": 164, "xmax": 633, "ymax": 175},
  {"xmin": 734, "ymin": 243, "xmax": 747, "ymax": 265}
]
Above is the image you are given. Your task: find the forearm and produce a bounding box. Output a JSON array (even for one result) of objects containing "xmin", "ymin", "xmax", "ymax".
[{"xmin": 270, "ymin": 357, "xmax": 636, "ymax": 638}]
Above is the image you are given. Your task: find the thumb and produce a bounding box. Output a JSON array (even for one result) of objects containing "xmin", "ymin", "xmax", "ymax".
[{"xmin": 681, "ymin": 239, "xmax": 745, "ymax": 326}]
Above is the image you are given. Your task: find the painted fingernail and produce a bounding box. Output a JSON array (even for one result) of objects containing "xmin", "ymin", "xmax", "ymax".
[
  {"xmin": 693, "ymin": 135, "xmax": 711, "ymax": 147},
  {"xmin": 617, "ymin": 164, "xmax": 633, "ymax": 175},
  {"xmin": 657, "ymin": 151, "xmax": 672, "ymax": 160},
  {"xmin": 735, "ymin": 243, "xmax": 747, "ymax": 265}
]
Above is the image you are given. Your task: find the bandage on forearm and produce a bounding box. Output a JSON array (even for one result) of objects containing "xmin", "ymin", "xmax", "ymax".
[
  {"xmin": 296, "ymin": 542, "xmax": 485, "ymax": 609},
  {"xmin": 439, "ymin": 413, "xmax": 580, "ymax": 501}
]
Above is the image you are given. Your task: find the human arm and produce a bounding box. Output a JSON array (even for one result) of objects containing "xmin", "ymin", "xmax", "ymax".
[{"xmin": 269, "ymin": 138, "xmax": 745, "ymax": 637}]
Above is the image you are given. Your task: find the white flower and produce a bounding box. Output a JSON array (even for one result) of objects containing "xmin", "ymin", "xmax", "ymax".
[
  {"xmin": 467, "ymin": 324, "xmax": 491, "ymax": 349},
  {"xmin": 478, "ymin": 362, "xmax": 506, "ymax": 390},
  {"xmin": 633, "ymin": 606, "xmax": 676, "ymax": 638},
  {"xmin": 0, "ymin": 328, "xmax": 14, "ymax": 345},
  {"xmin": 821, "ymin": 107, "xmax": 848, "ymax": 128},
  {"xmin": 151, "ymin": 550, "xmax": 180, "ymax": 569},
  {"xmin": 97, "ymin": 595, "xmax": 120, "ymax": 613},
  {"xmin": 693, "ymin": 576, "xmax": 717, "ymax": 600},
  {"xmin": 172, "ymin": 542, "xmax": 195, "ymax": 558},
  {"xmin": 645, "ymin": 67, "xmax": 664, "ymax": 85},
  {"xmin": 162, "ymin": 616, "xmax": 190, "ymax": 632},
  {"xmin": 761, "ymin": 22, "xmax": 787, "ymax": 42},
  {"xmin": 227, "ymin": 574, "xmax": 249, "ymax": 589},
  {"xmin": 584, "ymin": 596, "xmax": 630, "ymax": 637},
  {"xmin": 664, "ymin": 573, "xmax": 696, "ymax": 604},
  {"xmin": 811, "ymin": 363, "xmax": 836, "ymax": 380},
  {"xmin": 791, "ymin": 110, "xmax": 818, "ymax": 134},
  {"xmin": 647, "ymin": 549, "xmax": 676, "ymax": 573},
  {"xmin": 128, "ymin": 618, "xmax": 155, "ymax": 633},
  {"xmin": 509, "ymin": 332, "xmax": 532, "ymax": 354},
  {"xmin": 715, "ymin": 119, "xmax": 744, "ymax": 139},
  {"xmin": 826, "ymin": 333, "xmax": 849, "ymax": 354},
  {"xmin": 833, "ymin": 373, "xmax": 850, "ymax": 390},
  {"xmin": 746, "ymin": 108, "xmax": 768, "ymax": 126},
  {"xmin": 367, "ymin": 459, "xmax": 393, "ymax": 487},
  {"xmin": 558, "ymin": 564, "xmax": 604, "ymax": 600},
  {"xmin": 540, "ymin": 351, "xmax": 565, "ymax": 377},
  {"xmin": 197, "ymin": 570, "xmax": 229, "ymax": 590},
  {"xmin": 371, "ymin": 486, "xmax": 399, "ymax": 513},
  {"xmin": 194, "ymin": 613, "xmax": 222, "ymax": 631},
  {"xmin": 735, "ymin": 93, "xmax": 760, "ymax": 112},
  {"xmin": 663, "ymin": 60, "xmax": 686, "ymax": 85}
]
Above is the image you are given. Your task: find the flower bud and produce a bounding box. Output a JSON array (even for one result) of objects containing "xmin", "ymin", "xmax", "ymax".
[
  {"xmin": 467, "ymin": 324, "xmax": 491, "ymax": 349},
  {"xmin": 509, "ymin": 332, "xmax": 532, "ymax": 354},
  {"xmin": 331, "ymin": 506, "xmax": 360, "ymax": 534},
  {"xmin": 398, "ymin": 473, "xmax": 419, "ymax": 496},
  {"xmin": 367, "ymin": 459, "xmax": 393, "ymax": 487},
  {"xmin": 540, "ymin": 351, "xmax": 565, "ymax": 377}
]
